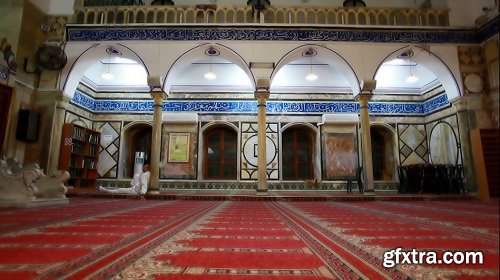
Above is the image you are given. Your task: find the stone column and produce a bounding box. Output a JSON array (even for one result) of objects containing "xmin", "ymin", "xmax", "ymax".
[
  {"xmin": 47, "ymin": 92, "xmax": 71, "ymax": 175},
  {"xmin": 255, "ymin": 90, "xmax": 270, "ymax": 194},
  {"xmin": 357, "ymin": 93, "xmax": 375, "ymax": 193},
  {"xmin": 149, "ymin": 90, "xmax": 167, "ymax": 194},
  {"xmin": 452, "ymin": 97, "xmax": 476, "ymax": 192}
]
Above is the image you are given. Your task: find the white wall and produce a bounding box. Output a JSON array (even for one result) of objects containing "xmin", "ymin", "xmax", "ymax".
[
  {"xmin": 446, "ymin": 0, "xmax": 497, "ymax": 27},
  {"xmin": 0, "ymin": 2, "xmax": 23, "ymax": 56},
  {"xmin": 28, "ymin": 0, "xmax": 75, "ymax": 15}
]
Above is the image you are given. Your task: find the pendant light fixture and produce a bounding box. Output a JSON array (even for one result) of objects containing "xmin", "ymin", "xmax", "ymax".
[
  {"xmin": 306, "ymin": 60, "xmax": 318, "ymax": 81},
  {"xmin": 101, "ymin": 47, "xmax": 115, "ymax": 80},
  {"xmin": 303, "ymin": 48, "xmax": 318, "ymax": 81},
  {"xmin": 405, "ymin": 51, "xmax": 419, "ymax": 83},
  {"xmin": 204, "ymin": 61, "xmax": 216, "ymax": 80},
  {"xmin": 399, "ymin": 49, "xmax": 419, "ymax": 83},
  {"xmin": 204, "ymin": 47, "xmax": 218, "ymax": 80}
]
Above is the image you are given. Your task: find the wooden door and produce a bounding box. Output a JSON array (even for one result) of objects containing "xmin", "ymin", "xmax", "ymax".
[
  {"xmin": 282, "ymin": 128, "xmax": 313, "ymax": 180},
  {"xmin": 204, "ymin": 127, "xmax": 237, "ymax": 179},
  {"xmin": 0, "ymin": 84, "xmax": 12, "ymax": 152}
]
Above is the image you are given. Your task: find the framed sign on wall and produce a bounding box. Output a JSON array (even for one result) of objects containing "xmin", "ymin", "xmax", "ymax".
[{"xmin": 168, "ymin": 133, "xmax": 190, "ymax": 163}]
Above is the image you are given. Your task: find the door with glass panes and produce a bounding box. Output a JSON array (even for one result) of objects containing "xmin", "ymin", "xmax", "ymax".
[{"xmin": 204, "ymin": 127, "xmax": 237, "ymax": 179}]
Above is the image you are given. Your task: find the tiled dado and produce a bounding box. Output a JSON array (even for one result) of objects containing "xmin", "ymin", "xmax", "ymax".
[{"xmin": 72, "ymin": 90, "xmax": 450, "ymax": 116}]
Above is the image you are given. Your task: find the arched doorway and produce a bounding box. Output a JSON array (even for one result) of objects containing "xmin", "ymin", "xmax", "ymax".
[
  {"xmin": 121, "ymin": 123, "xmax": 152, "ymax": 178},
  {"xmin": 282, "ymin": 126, "xmax": 314, "ymax": 180},
  {"xmin": 203, "ymin": 125, "xmax": 237, "ymax": 180},
  {"xmin": 370, "ymin": 125, "xmax": 397, "ymax": 181}
]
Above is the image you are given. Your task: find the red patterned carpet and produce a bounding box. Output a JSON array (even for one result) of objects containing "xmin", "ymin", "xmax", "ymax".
[{"xmin": 0, "ymin": 198, "xmax": 498, "ymax": 279}]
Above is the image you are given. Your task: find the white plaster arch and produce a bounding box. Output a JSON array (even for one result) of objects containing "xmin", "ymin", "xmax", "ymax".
[
  {"xmin": 200, "ymin": 121, "xmax": 239, "ymax": 134},
  {"xmin": 122, "ymin": 120, "xmax": 153, "ymax": 131},
  {"xmin": 375, "ymin": 45, "xmax": 462, "ymax": 101},
  {"xmin": 370, "ymin": 121, "xmax": 396, "ymax": 134},
  {"xmin": 61, "ymin": 43, "xmax": 150, "ymax": 99},
  {"xmin": 71, "ymin": 119, "xmax": 90, "ymax": 129},
  {"xmin": 271, "ymin": 44, "xmax": 361, "ymax": 95},
  {"xmin": 280, "ymin": 122, "xmax": 319, "ymax": 134},
  {"xmin": 163, "ymin": 43, "xmax": 256, "ymax": 93}
]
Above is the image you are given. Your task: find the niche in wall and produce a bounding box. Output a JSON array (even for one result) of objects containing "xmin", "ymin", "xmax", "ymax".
[
  {"xmin": 16, "ymin": 109, "xmax": 40, "ymax": 143},
  {"xmin": 123, "ymin": 124, "xmax": 152, "ymax": 178}
]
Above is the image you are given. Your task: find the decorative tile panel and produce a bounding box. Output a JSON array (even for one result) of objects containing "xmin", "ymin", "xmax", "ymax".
[
  {"xmin": 72, "ymin": 90, "xmax": 450, "ymax": 116},
  {"xmin": 165, "ymin": 100, "xmax": 258, "ymax": 113},
  {"xmin": 477, "ymin": 16, "xmax": 500, "ymax": 43},
  {"xmin": 397, "ymin": 124, "xmax": 428, "ymax": 165},
  {"xmin": 71, "ymin": 90, "xmax": 95, "ymax": 110},
  {"xmin": 423, "ymin": 93, "xmax": 450, "ymax": 114},
  {"xmin": 95, "ymin": 121, "xmax": 121, "ymax": 178},
  {"xmin": 66, "ymin": 26, "xmax": 481, "ymax": 44},
  {"xmin": 240, "ymin": 123, "xmax": 279, "ymax": 180}
]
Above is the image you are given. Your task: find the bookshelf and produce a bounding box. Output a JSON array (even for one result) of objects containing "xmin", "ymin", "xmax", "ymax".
[{"xmin": 59, "ymin": 123, "xmax": 101, "ymax": 188}]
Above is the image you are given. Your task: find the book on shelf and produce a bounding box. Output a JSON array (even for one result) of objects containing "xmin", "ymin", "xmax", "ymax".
[
  {"xmin": 87, "ymin": 133, "xmax": 100, "ymax": 144},
  {"xmin": 71, "ymin": 143, "xmax": 84, "ymax": 154},
  {"xmin": 73, "ymin": 126, "xmax": 85, "ymax": 140},
  {"xmin": 60, "ymin": 123, "xmax": 102, "ymax": 189},
  {"xmin": 85, "ymin": 159, "xmax": 96, "ymax": 169},
  {"xmin": 89, "ymin": 145, "xmax": 98, "ymax": 157}
]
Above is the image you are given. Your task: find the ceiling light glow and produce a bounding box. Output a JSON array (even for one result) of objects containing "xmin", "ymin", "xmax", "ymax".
[
  {"xmin": 406, "ymin": 74, "xmax": 419, "ymax": 83},
  {"xmin": 306, "ymin": 72, "xmax": 318, "ymax": 81},
  {"xmin": 204, "ymin": 69, "xmax": 216, "ymax": 80},
  {"xmin": 101, "ymin": 70, "xmax": 113, "ymax": 80}
]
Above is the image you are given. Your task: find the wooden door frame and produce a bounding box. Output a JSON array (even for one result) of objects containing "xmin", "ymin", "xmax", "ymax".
[
  {"xmin": 203, "ymin": 126, "xmax": 237, "ymax": 180},
  {"xmin": 126, "ymin": 125, "xmax": 152, "ymax": 177},
  {"xmin": 0, "ymin": 84, "xmax": 13, "ymax": 154},
  {"xmin": 282, "ymin": 127, "xmax": 314, "ymax": 180}
]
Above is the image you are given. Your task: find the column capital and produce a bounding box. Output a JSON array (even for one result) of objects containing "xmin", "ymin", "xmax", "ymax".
[
  {"xmin": 255, "ymin": 91, "xmax": 270, "ymax": 106},
  {"xmin": 451, "ymin": 97, "xmax": 469, "ymax": 112},
  {"xmin": 56, "ymin": 93, "xmax": 72, "ymax": 108},
  {"xmin": 355, "ymin": 93, "xmax": 373, "ymax": 106},
  {"xmin": 150, "ymin": 90, "xmax": 168, "ymax": 104},
  {"xmin": 34, "ymin": 90, "xmax": 70, "ymax": 107}
]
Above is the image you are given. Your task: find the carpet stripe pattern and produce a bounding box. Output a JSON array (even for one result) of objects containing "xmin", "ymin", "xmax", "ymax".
[{"xmin": 0, "ymin": 198, "xmax": 497, "ymax": 279}]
